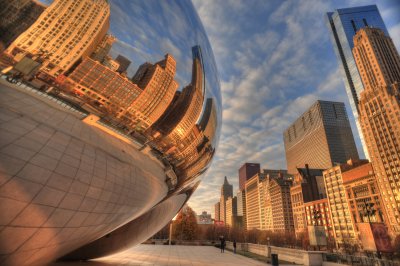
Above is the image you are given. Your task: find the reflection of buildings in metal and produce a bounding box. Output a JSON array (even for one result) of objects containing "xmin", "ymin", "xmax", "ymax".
[
  {"xmin": 199, "ymin": 98, "xmax": 217, "ymax": 143},
  {"xmin": 0, "ymin": 82, "xmax": 169, "ymax": 266},
  {"xmin": 62, "ymin": 193, "xmax": 188, "ymax": 260},
  {"xmin": 4, "ymin": 0, "xmax": 110, "ymax": 77},
  {"xmin": 0, "ymin": 0, "xmax": 221, "ymax": 265},
  {"xmin": 66, "ymin": 54, "xmax": 178, "ymax": 132},
  {"xmin": 0, "ymin": 1, "xmax": 46, "ymax": 48}
]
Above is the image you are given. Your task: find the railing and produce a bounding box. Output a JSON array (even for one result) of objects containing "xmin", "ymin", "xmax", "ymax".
[
  {"xmin": 1, "ymin": 75, "xmax": 88, "ymax": 119},
  {"xmin": 322, "ymin": 253, "xmax": 400, "ymax": 266}
]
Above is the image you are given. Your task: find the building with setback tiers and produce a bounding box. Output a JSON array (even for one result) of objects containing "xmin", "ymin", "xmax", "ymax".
[
  {"xmin": 219, "ymin": 176, "xmax": 233, "ymax": 223},
  {"xmin": 326, "ymin": 5, "xmax": 389, "ymax": 159},
  {"xmin": 284, "ymin": 100, "xmax": 359, "ymax": 175},
  {"xmin": 353, "ymin": 27, "xmax": 400, "ymax": 234}
]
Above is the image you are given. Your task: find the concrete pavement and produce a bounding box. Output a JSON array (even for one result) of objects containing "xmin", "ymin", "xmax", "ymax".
[{"xmin": 51, "ymin": 244, "xmax": 275, "ymax": 266}]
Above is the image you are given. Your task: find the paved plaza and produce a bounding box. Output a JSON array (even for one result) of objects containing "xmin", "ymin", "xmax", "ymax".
[{"xmin": 51, "ymin": 245, "xmax": 279, "ymax": 266}]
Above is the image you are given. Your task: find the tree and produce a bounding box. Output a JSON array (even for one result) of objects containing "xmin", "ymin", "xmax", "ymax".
[{"xmin": 172, "ymin": 205, "xmax": 199, "ymax": 240}]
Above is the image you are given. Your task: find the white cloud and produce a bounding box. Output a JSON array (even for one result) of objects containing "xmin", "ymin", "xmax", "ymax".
[{"xmin": 189, "ymin": 0, "xmax": 398, "ymax": 216}]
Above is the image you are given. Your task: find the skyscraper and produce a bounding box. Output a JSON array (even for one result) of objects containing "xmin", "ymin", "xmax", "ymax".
[
  {"xmin": 239, "ymin": 163, "xmax": 260, "ymax": 191},
  {"xmin": 115, "ymin": 55, "xmax": 131, "ymax": 73},
  {"xmin": 214, "ymin": 202, "xmax": 220, "ymax": 221},
  {"xmin": 284, "ymin": 100, "xmax": 359, "ymax": 175},
  {"xmin": 5, "ymin": 0, "xmax": 110, "ymax": 77},
  {"xmin": 353, "ymin": 27, "xmax": 400, "ymax": 233},
  {"xmin": 225, "ymin": 196, "xmax": 237, "ymax": 227},
  {"xmin": 326, "ymin": 5, "xmax": 389, "ymax": 158},
  {"xmin": 219, "ymin": 176, "xmax": 233, "ymax": 223},
  {"xmin": 244, "ymin": 172, "xmax": 265, "ymax": 230}
]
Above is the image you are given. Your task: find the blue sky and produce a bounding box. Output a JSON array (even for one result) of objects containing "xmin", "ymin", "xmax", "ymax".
[{"xmin": 188, "ymin": 0, "xmax": 400, "ymax": 216}]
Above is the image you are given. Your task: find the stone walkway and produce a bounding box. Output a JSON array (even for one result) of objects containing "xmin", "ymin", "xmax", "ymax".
[{"xmin": 51, "ymin": 245, "xmax": 273, "ymax": 266}]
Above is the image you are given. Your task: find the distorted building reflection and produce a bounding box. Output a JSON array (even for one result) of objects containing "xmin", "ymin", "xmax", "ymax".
[
  {"xmin": 4, "ymin": 0, "xmax": 110, "ymax": 78},
  {"xmin": 0, "ymin": 0, "xmax": 221, "ymax": 264}
]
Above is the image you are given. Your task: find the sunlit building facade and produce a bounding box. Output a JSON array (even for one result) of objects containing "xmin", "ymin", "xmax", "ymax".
[
  {"xmin": 219, "ymin": 176, "xmax": 233, "ymax": 224},
  {"xmin": 323, "ymin": 160, "xmax": 366, "ymax": 247},
  {"xmin": 326, "ymin": 5, "xmax": 389, "ymax": 159},
  {"xmin": 5, "ymin": 0, "xmax": 110, "ymax": 77},
  {"xmin": 290, "ymin": 167, "xmax": 325, "ymax": 236},
  {"xmin": 245, "ymin": 172, "xmax": 265, "ymax": 230},
  {"xmin": 353, "ymin": 27, "xmax": 400, "ymax": 234},
  {"xmin": 214, "ymin": 202, "xmax": 220, "ymax": 222},
  {"xmin": 68, "ymin": 57, "xmax": 142, "ymax": 114},
  {"xmin": 304, "ymin": 198, "xmax": 334, "ymax": 239},
  {"xmin": 342, "ymin": 161, "xmax": 387, "ymax": 226}
]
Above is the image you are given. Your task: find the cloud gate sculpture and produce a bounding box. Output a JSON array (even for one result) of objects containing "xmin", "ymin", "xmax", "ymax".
[{"xmin": 0, "ymin": 1, "xmax": 221, "ymax": 265}]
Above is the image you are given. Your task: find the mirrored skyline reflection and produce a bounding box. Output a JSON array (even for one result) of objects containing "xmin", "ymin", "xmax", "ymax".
[
  {"xmin": 0, "ymin": 0, "xmax": 221, "ymax": 189},
  {"xmin": 0, "ymin": 0, "xmax": 220, "ymax": 264}
]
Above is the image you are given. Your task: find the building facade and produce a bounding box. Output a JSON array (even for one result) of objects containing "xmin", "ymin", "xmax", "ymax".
[
  {"xmin": 225, "ymin": 196, "xmax": 237, "ymax": 227},
  {"xmin": 326, "ymin": 5, "xmax": 389, "ymax": 159},
  {"xmin": 214, "ymin": 202, "xmax": 220, "ymax": 222},
  {"xmin": 237, "ymin": 189, "xmax": 246, "ymax": 229},
  {"xmin": 342, "ymin": 161, "xmax": 387, "ymax": 226},
  {"xmin": 245, "ymin": 173, "xmax": 265, "ymax": 230},
  {"xmin": 353, "ymin": 27, "xmax": 400, "ymax": 234},
  {"xmin": 269, "ymin": 178, "xmax": 294, "ymax": 232},
  {"xmin": 219, "ymin": 176, "xmax": 233, "ymax": 223},
  {"xmin": 323, "ymin": 160, "xmax": 370, "ymax": 247},
  {"xmin": 197, "ymin": 211, "xmax": 213, "ymax": 224},
  {"xmin": 5, "ymin": 0, "xmax": 110, "ymax": 77},
  {"xmin": 284, "ymin": 100, "xmax": 359, "ymax": 175},
  {"xmin": 239, "ymin": 163, "xmax": 260, "ymax": 191},
  {"xmin": 304, "ymin": 198, "xmax": 334, "ymax": 239},
  {"xmin": 290, "ymin": 167, "xmax": 325, "ymax": 236},
  {"xmin": 0, "ymin": 0, "xmax": 45, "ymax": 48}
]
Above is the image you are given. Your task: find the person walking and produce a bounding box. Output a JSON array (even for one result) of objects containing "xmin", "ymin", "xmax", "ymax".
[
  {"xmin": 220, "ymin": 236, "xmax": 225, "ymax": 253},
  {"xmin": 233, "ymin": 239, "xmax": 237, "ymax": 254}
]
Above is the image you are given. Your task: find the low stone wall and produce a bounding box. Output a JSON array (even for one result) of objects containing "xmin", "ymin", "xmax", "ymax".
[{"xmin": 226, "ymin": 242, "xmax": 324, "ymax": 266}]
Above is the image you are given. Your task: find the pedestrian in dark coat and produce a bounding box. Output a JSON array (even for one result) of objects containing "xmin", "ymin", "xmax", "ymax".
[
  {"xmin": 220, "ymin": 236, "xmax": 225, "ymax": 253},
  {"xmin": 233, "ymin": 240, "xmax": 237, "ymax": 254}
]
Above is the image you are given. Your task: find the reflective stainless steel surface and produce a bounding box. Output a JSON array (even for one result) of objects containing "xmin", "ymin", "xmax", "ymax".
[{"xmin": 0, "ymin": 1, "xmax": 221, "ymax": 265}]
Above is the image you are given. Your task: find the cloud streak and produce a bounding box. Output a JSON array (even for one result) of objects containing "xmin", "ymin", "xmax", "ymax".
[{"xmin": 189, "ymin": 0, "xmax": 400, "ymax": 217}]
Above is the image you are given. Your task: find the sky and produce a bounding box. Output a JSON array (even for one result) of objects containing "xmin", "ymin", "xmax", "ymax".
[{"xmin": 187, "ymin": 0, "xmax": 400, "ymax": 217}]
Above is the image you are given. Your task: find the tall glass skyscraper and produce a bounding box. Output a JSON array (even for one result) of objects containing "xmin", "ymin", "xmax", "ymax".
[{"xmin": 326, "ymin": 5, "xmax": 388, "ymax": 159}]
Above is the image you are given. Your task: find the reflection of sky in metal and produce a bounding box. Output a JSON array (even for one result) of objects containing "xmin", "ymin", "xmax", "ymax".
[
  {"xmin": 38, "ymin": 0, "xmax": 221, "ymax": 163},
  {"xmin": 38, "ymin": 0, "xmax": 221, "ymax": 148},
  {"xmin": 108, "ymin": 0, "xmax": 221, "ymax": 147}
]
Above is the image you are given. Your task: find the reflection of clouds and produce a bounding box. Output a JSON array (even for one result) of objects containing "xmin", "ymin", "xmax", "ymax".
[{"xmin": 107, "ymin": 1, "xmax": 220, "ymax": 101}]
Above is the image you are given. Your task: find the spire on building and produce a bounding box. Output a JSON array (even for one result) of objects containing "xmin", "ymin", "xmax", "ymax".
[{"xmin": 224, "ymin": 176, "xmax": 228, "ymax": 184}]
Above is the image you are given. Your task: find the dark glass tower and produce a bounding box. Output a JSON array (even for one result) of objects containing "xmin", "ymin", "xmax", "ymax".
[{"xmin": 326, "ymin": 5, "xmax": 388, "ymax": 159}]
